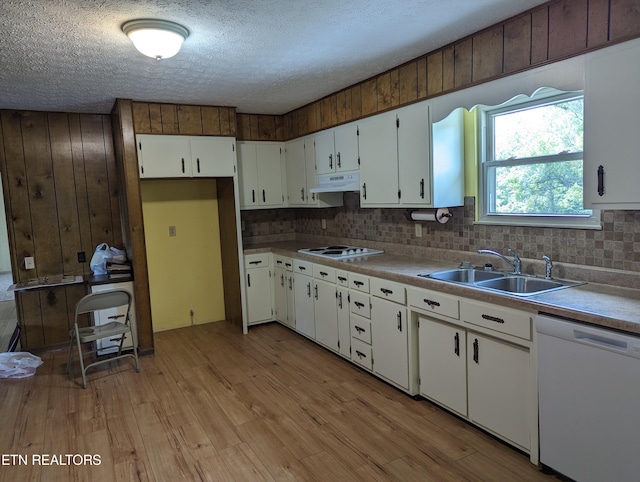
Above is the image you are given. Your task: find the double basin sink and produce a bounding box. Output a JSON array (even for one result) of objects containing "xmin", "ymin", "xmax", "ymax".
[{"xmin": 419, "ymin": 267, "xmax": 584, "ymax": 296}]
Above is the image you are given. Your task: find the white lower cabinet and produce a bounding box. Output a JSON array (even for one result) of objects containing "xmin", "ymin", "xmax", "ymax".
[
  {"xmin": 414, "ymin": 287, "xmax": 535, "ymax": 457},
  {"xmin": 418, "ymin": 316, "xmax": 467, "ymax": 416},
  {"xmin": 336, "ymin": 284, "xmax": 350, "ymax": 358},
  {"xmin": 91, "ymin": 281, "xmax": 137, "ymax": 355},
  {"xmin": 313, "ymin": 278, "xmax": 339, "ymax": 352},
  {"xmin": 273, "ymin": 255, "xmax": 294, "ymax": 329},
  {"xmin": 293, "ymin": 259, "xmax": 315, "ymax": 339},
  {"xmin": 244, "ymin": 253, "xmax": 273, "ymax": 326},
  {"xmin": 467, "ymin": 332, "xmax": 530, "ymax": 450},
  {"xmin": 371, "ymin": 297, "xmax": 409, "ymax": 390}
]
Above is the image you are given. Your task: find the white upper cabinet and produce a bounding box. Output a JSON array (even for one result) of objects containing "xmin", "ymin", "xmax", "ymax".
[
  {"xmin": 283, "ymin": 136, "xmax": 343, "ymax": 208},
  {"xmin": 137, "ymin": 134, "xmax": 236, "ymax": 179},
  {"xmin": 358, "ymin": 101, "xmax": 463, "ymax": 208},
  {"xmin": 189, "ymin": 136, "xmax": 236, "ymax": 177},
  {"xmin": 334, "ymin": 122, "xmax": 360, "ymax": 172},
  {"xmin": 237, "ymin": 141, "xmax": 285, "ymax": 209},
  {"xmin": 359, "ymin": 110, "xmax": 399, "ymax": 206},
  {"xmin": 584, "ymin": 38, "xmax": 640, "ymax": 209},
  {"xmin": 314, "ymin": 121, "xmax": 359, "ymax": 175},
  {"xmin": 397, "ymin": 102, "xmax": 431, "ymax": 205},
  {"xmin": 284, "ymin": 137, "xmax": 308, "ymax": 206}
]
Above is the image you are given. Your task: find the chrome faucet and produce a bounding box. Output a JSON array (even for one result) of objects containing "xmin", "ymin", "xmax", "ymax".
[
  {"xmin": 542, "ymin": 255, "xmax": 553, "ymax": 279},
  {"xmin": 478, "ymin": 248, "xmax": 522, "ymax": 274}
]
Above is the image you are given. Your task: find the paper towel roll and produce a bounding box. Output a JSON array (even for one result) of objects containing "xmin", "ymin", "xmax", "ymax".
[{"xmin": 409, "ymin": 208, "xmax": 452, "ymax": 224}]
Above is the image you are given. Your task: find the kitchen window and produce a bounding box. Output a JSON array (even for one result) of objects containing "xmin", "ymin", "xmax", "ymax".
[{"xmin": 478, "ymin": 89, "xmax": 600, "ymax": 228}]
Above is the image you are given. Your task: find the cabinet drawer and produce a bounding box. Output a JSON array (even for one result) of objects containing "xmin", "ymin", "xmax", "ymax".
[
  {"xmin": 350, "ymin": 291, "xmax": 371, "ymax": 319},
  {"xmin": 461, "ymin": 300, "xmax": 532, "ymax": 341},
  {"xmin": 313, "ymin": 265, "xmax": 336, "ymax": 283},
  {"xmin": 336, "ymin": 270, "xmax": 350, "ymax": 287},
  {"xmin": 245, "ymin": 253, "xmax": 271, "ymax": 269},
  {"xmin": 274, "ymin": 255, "xmax": 293, "ymax": 271},
  {"xmin": 408, "ymin": 287, "xmax": 460, "ymax": 320},
  {"xmin": 351, "ymin": 338, "xmax": 373, "ymax": 370},
  {"xmin": 350, "ymin": 314, "xmax": 372, "ymax": 344},
  {"xmin": 371, "ymin": 277, "xmax": 405, "ymax": 305},
  {"xmin": 293, "ymin": 259, "xmax": 313, "ymax": 275},
  {"xmin": 349, "ymin": 273, "xmax": 370, "ymax": 293}
]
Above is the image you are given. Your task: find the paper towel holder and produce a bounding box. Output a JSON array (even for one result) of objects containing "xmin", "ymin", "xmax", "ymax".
[{"xmin": 404, "ymin": 208, "xmax": 453, "ymax": 224}]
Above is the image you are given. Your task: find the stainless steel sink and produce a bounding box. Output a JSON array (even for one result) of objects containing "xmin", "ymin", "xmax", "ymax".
[
  {"xmin": 419, "ymin": 268, "xmax": 584, "ymax": 296},
  {"xmin": 419, "ymin": 268, "xmax": 506, "ymax": 283}
]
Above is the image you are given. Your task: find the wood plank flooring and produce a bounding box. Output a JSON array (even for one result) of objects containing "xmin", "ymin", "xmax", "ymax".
[{"xmin": 0, "ymin": 321, "xmax": 560, "ymax": 481}]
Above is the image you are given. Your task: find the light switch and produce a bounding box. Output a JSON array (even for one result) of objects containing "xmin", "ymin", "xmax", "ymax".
[
  {"xmin": 25, "ymin": 256, "xmax": 35, "ymax": 269},
  {"xmin": 169, "ymin": 226, "xmax": 176, "ymax": 237},
  {"xmin": 321, "ymin": 219, "xmax": 327, "ymax": 230},
  {"xmin": 415, "ymin": 223, "xmax": 422, "ymax": 238}
]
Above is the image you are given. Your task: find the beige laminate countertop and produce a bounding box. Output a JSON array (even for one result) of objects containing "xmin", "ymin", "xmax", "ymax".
[{"xmin": 245, "ymin": 241, "xmax": 640, "ymax": 336}]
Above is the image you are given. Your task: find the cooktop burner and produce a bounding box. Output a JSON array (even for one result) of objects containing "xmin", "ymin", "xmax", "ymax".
[{"xmin": 298, "ymin": 245, "xmax": 384, "ymax": 260}]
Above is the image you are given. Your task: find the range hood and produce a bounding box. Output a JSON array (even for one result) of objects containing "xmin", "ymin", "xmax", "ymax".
[{"xmin": 309, "ymin": 172, "xmax": 360, "ymax": 193}]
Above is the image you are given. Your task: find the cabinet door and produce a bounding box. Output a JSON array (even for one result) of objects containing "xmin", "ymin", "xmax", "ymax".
[
  {"xmin": 371, "ymin": 297, "xmax": 408, "ymax": 389},
  {"xmin": 334, "ymin": 122, "xmax": 359, "ymax": 172},
  {"xmin": 237, "ymin": 142, "xmax": 258, "ymax": 208},
  {"xmin": 315, "ymin": 130, "xmax": 335, "ymax": 175},
  {"xmin": 285, "ymin": 138, "xmax": 308, "ymax": 206},
  {"xmin": 359, "ymin": 111, "xmax": 399, "ymax": 206},
  {"xmin": 397, "ymin": 103, "xmax": 431, "ymax": 205},
  {"xmin": 467, "ymin": 332, "xmax": 530, "ymax": 449},
  {"xmin": 137, "ymin": 134, "xmax": 191, "ymax": 178},
  {"xmin": 190, "ymin": 137, "xmax": 236, "ymax": 177},
  {"xmin": 418, "ymin": 317, "xmax": 467, "ymax": 416},
  {"xmin": 314, "ymin": 279, "xmax": 339, "ymax": 352},
  {"xmin": 246, "ymin": 267, "xmax": 273, "ymax": 325},
  {"xmin": 286, "ymin": 273, "xmax": 295, "ymax": 329},
  {"xmin": 256, "ymin": 143, "xmax": 285, "ymax": 206},
  {"xmin": 305, "ymin": 137, "xmax": 319, "ymax": 205},
  {"xmin": 584, "ymin": 39, "xmax": 640, "ymax": 208},
  {"xmin": 337, "ymin": 286, "xmax": 350, "ymax": 358},
  {"xmin": 294, "ymin": 273, "xmax": 315, "ymax": 339},
  {"xmin": 91, "ymin": 281, "xmax": 137, "ymax": 354},
  {"xmin": 274, "ymin": 267, "xmax": 288, "ymax": 325}
]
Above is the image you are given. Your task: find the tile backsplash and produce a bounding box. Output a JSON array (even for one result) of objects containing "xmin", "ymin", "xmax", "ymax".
[{"xmin": 241, "ymin": 193, "xmax": 640, "ymax": 273}]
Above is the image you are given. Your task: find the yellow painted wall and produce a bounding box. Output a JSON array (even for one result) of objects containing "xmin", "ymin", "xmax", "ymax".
[{"xmin": 141, "ymin": 179, "xmax": 225, "ymax": 332}]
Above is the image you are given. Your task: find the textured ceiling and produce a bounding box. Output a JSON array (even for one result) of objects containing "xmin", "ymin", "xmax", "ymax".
[{"xmin": 0, "ymin": 0, "xmax": 550, "ymax": 115}]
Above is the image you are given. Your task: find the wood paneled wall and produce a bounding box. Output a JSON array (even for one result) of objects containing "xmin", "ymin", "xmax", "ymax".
[
  {"xmin": 132, "ymin": 102, "xmax": 237, "ymax": 137},
  {"xmin": 282, "ymin": 0, "xmax": 640, "ymax": 140},
  {"xmin": 0, "ymin": 111, "xmax": 122, "ymax": 349},
  {"xmin": 236, "ymin": 114, "xmax": 285, "ymax": 141}
]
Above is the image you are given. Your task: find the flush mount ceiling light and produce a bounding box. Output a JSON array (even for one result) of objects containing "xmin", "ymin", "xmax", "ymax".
[{"xmin": 122, "ymin": 19, "xmax": 189, "ymax": 60}]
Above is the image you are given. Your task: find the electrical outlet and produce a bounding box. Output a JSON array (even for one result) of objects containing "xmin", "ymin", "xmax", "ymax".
[
  {"xmin": 25, "ymin": 256, "xmax": 35, "ymax": 270},
  {"xmin": 169, "ymin": 225, "xmax": 176, "ymax": 237},
  {"xmin": 415, "ymin": 223, "xmax": 422, "ymax": 238},
  {"xmin": 241, "ymin": 221, "xmax": 246, "ymax": 231},
  {"xmin": 321, "ymin": 219, "xmax": 327, "ymax": 230}
]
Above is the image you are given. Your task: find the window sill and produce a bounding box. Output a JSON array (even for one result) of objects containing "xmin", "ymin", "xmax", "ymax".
[{"xmin": 474, "ymin": 216, "xmax": 602, "ymax": 230}]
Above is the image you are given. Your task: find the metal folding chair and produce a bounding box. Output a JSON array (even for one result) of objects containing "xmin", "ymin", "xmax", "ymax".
[{"xmin": 66, "ymin": 289, "xmax": 139, "ymax": 388}]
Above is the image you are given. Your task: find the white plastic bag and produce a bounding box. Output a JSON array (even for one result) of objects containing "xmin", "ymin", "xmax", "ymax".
[
  {"xmin": 90, "ymin": 243, "xmax": 127, "ymax": 275},
  {"xmin": 0, "ymin": 352, "xmax": 43, "ymax": 379}
]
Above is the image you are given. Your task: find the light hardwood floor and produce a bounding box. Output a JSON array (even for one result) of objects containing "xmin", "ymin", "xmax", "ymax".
[{"xmin": 0, "ymin": 321, "xmax": 559, "ymax": 481}]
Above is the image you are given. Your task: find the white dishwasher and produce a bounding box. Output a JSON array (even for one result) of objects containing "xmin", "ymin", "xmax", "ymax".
[{"xmin": 537, "ymin": 315, "xmax": 640, "ymax": 482}]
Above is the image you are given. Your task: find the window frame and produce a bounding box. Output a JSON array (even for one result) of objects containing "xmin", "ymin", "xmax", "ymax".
[{"xmin": 477, "ymin": 89, "xmax": 601, "ymax": 229}]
